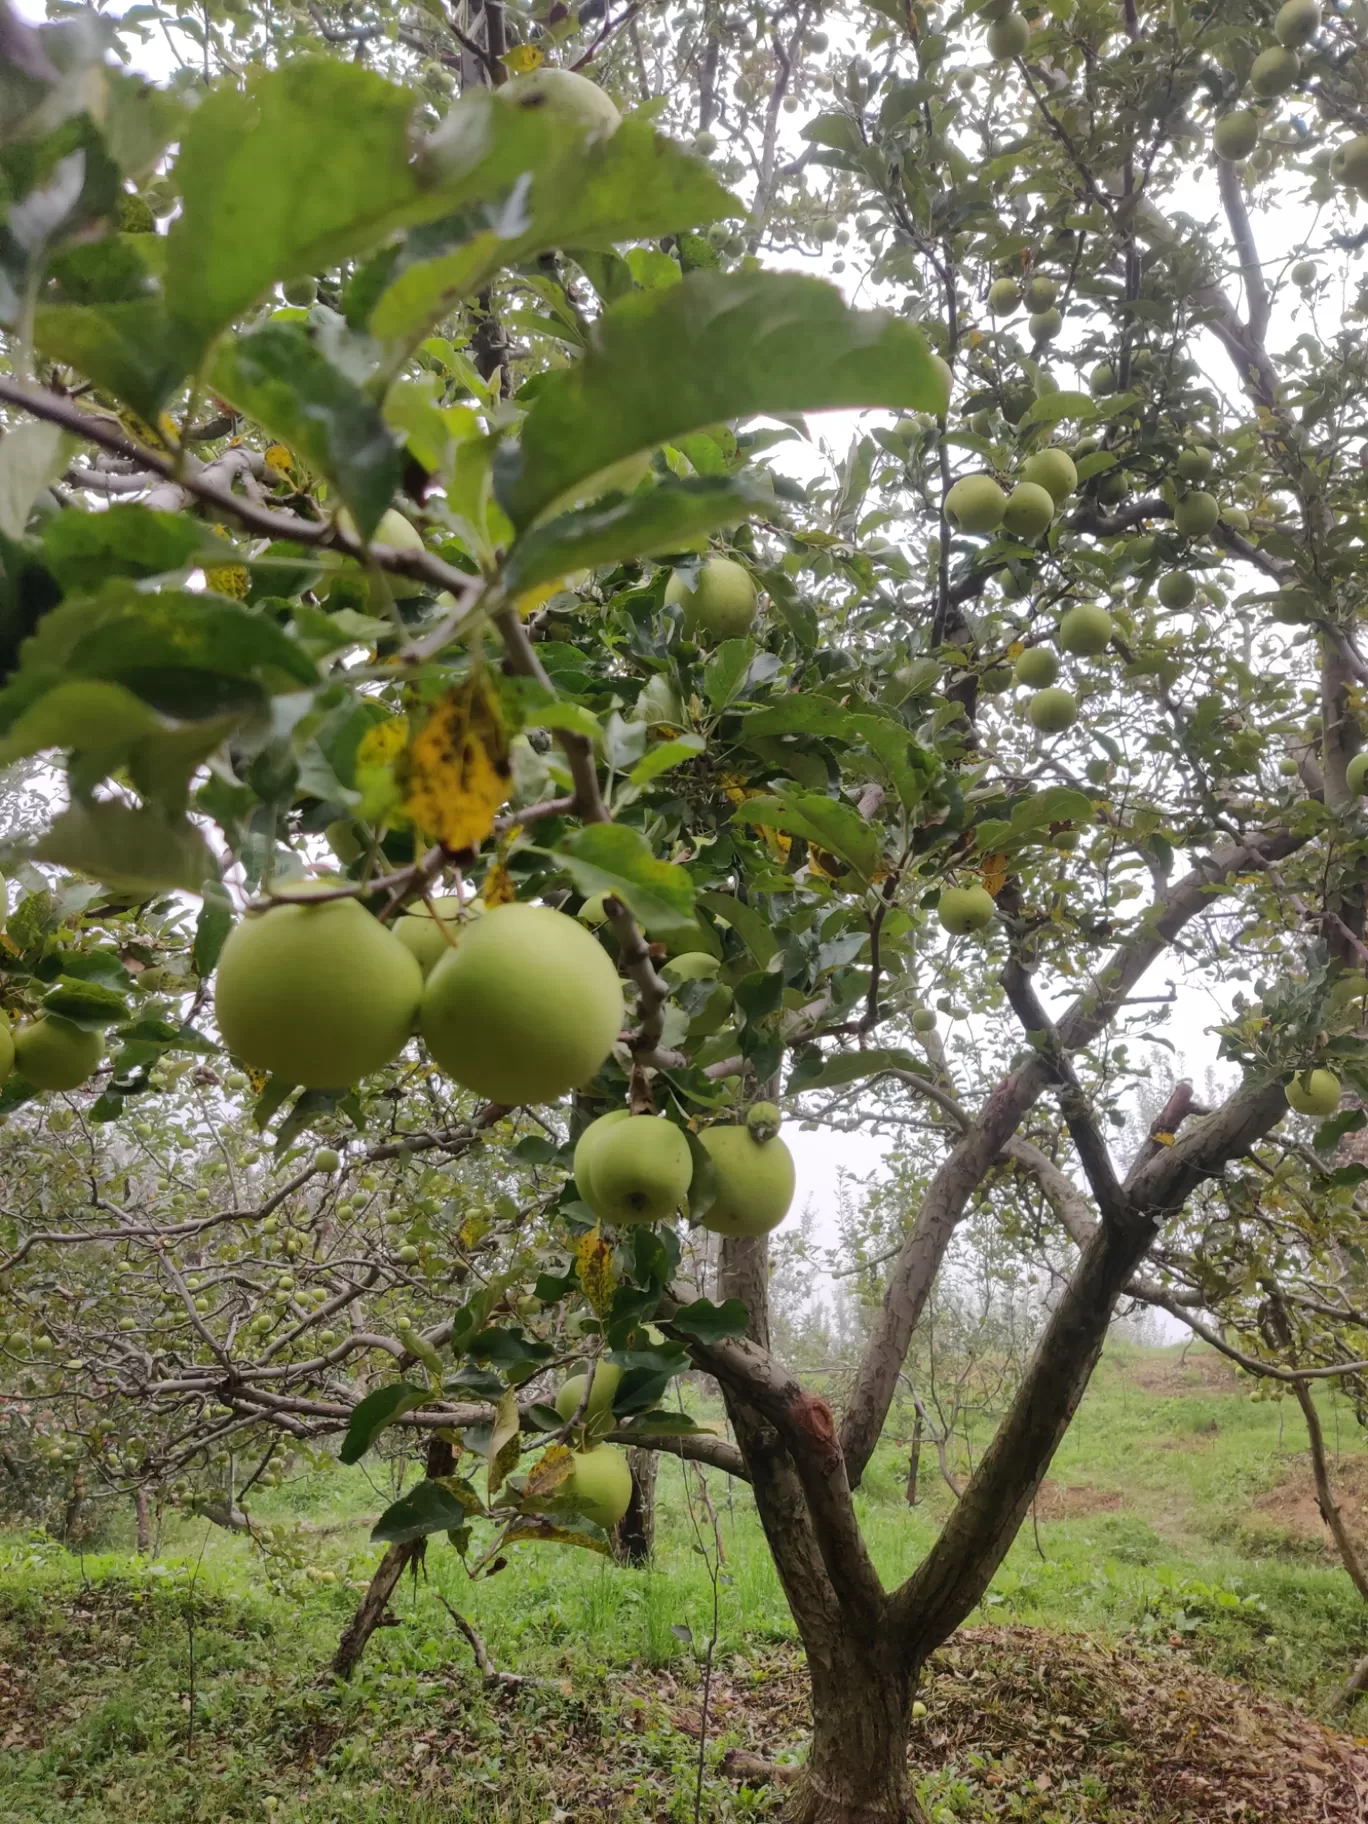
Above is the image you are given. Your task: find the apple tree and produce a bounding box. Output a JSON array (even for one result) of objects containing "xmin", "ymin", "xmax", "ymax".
[{"xmin": 7, "ymin": 0, "xmax": 1368, "ymax": 1816}]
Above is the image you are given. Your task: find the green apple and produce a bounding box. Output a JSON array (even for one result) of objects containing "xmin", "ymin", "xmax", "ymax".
[
  {"xmin": 501, "ymin": 67, "xmax": 621, "ymax": 134},
  {"xmin": 1332, "ymin": 135, "xmax": 1368, "ymax": 191},
  {"xmin": 665, "ymin": 558, "xmax": 757, "ymax": 639},
  {"xmin": 568, "ymin": 1445, "xmax": 633, "ymax": 1527},
  {"xmin": 938, "ymin": 885, "xmax": 995, "ymax": 935},
  {"xmin": 1021, "ymin": 448, "xmax": 1078, "ymax": 505},
  {"xmin": 589, "ymin": 1115, "xmax": 693, "ymax": 1224},
  {"xmin": 911, "ymin": 1007, "xmax": 937, "ymax": 1033},
  {"xmin": 335, "ymin": 507, "xmax": 427, "ymax": 602},
  {"xmin": 554, "ymin": 1362, "xmax": 623, "ymax": 1423},
  {"xmin": 1275, "ymin": 0, "xmax": 1320, "ymax": 45},
  {"xmin": 945, "ymin": 475, "xmax": 1006, "ymax": 533},
  {"xmin": 1346, "ymin": 752, "xmax": 1368, "ymax": 795},
  {"xmin": 1158, "ymin": 570, "xmax": 1197, "ymax": 610},
  {"xmin": 988, "ymin": 276, "xmax": 1020, "ymax": 313},
  {"xmin": 13, "ymin": 1017, "xmax": 102, "ymax": 1091},
  {"xmin": 1014, "ymin": 647, "xmax": 1059, "ymax": 688},
  {"xmin": 987, "ymin": 13, "xmax": 1030, "ymax": 58},
  {"xmin": 1002, "ymin": 481, "xmax": 1055, "ymax": 541},
  {"xmin": 215, "ymin": 894, "xmax": 422, "ymax": 1088},
  {"xmin": 1023, "ymin": 274, "xmax": 1057, "ymax": 313},
  {"xmin": 697, "ymin": 1126, "xmax": 796, "ymax": 1237},
  {"xmin": 1214, "ymin": 111, "xmax": 1259, "ymax": 161},
  {"xmin": 1057, "ymin": 604, "xmax": 1113, "ymax": 656},
  {"xmin": 1028, "ymin": 687, "xmax": 1079, "ymax": 734},
  {"xmin": 393, "ymin": 896, "xmax": 467, "ymax": 977},
  {"xmin": 1173, "ymin": 491, "xmax": 1220, "ymax": 537},
  {"xmin": 1028, "ymin": 308, "xmax": 1063, "ymax": 342},
  {"xmin": 1285, "ymin": 1069, "xmax": 1340, "ymax": 1117},
  {"xmin": 421, "ymin": 903, "xmax": 623, "ymax": 1105},
  {"xmin": 1250, "ymin": 47, "xmax": 1299, "ymax": 96},
  {"xmin": 1088, "ymin": 362, "xmax": 1117, "ymax": 396}
]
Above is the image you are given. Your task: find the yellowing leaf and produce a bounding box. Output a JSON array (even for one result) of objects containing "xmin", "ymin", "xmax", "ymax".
[
  {"xmin": 981, "ymin": 852, "xmax": 1008, "ymax": 898},
  {"xmin": 526, "ymin": 1443, "xmax": 575, "ymax": 1497},
  {"xmin": 401, "ymin": 677, "xmax": 511, "ymax": 854},
  {"xmin": 355, "ymin": 715, "xmax": 409, "ymax": 825},
  {"xmin": 205, "ymin": 563, "xmax": 249, "ymax": 599},
  {"xmin": 576, "ymin": 1230, "xmax": 616, "ymax": 1316},
  {"xmin": 502, "ymin": 43, "xmax": 544, "ymax": 73},
  {"xmin": 264, "ymin": 443, "xmax": 293, "ymax": 476}
]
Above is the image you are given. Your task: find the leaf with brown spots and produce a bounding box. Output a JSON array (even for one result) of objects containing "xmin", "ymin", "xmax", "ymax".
[{"xmin": 401, "ymin": 676, "xmax": 511, "ymax": 853}]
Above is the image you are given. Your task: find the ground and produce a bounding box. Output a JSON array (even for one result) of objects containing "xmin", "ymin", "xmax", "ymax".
[{"xmin": 2, "ymin": 1342, "xmax": 1367, "ymax": 1822}]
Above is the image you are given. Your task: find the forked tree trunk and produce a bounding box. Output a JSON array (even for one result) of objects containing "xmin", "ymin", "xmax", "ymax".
[
  {"xmin": 611, "ymin": 1446, "xmax": 657, "ymax": 1566},
  {"xmin": 791, "ymin": 1638, "xmax": 923, "ymax": 1824}
]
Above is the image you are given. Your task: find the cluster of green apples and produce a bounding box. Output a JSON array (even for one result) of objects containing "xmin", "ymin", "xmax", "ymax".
[
  {"xmin": 574, "ymin": 1100, "xmax": 795, "ymax": 1236},
  {"xmin": 945, "ymin": 442, "xmax": 1077, "ymax": 548},
  {"xmin": 987, "ymin": 269, "xmax": 1064, "ymax": 345},
  {"xmin": 215, "ymin": 891, "xmax": 624, "ymax": 1104},
  {"xmin": 1213, "ymin": 0, "xmax": 1320, "ymax": 164},
  {"xmin": 549, "ymin": 1363, "xmax": 633, "ymax": 1528}
]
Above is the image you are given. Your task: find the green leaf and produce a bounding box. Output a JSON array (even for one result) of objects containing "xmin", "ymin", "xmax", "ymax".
[
  {"xmin": 371, "ymin": 1476, "xmax": 484, "ymax": 1544},
  {"xmin": 34, "ymin": 804, "xmax": 218, "ymax": 897},
  {"xmin": 794, "ymin": 1046, "xmax": 925, "ymax": 1090},
  {"xmin": 740, "ymin": 699, "xmax": 861, "ymax": 741},
  {"xmin": 41, "ymin": 975, "xmax": 128, "ymax": 1029},
  {"xmin": 555, "ymin": 823, "xmax": 696, "ymax": 932},
  {"xmin": 165, "ymin": 60, "xmax": 429, "ymax": 359},
  {"xmin": 34, "ymin": 300, "xmax": 193, "ymax": 423},
  {"xmin": 339, "ymin": 1382, "xmax": 428, "ymax": 1466},
  {"xmin": 209, "ymin": 324, "xmax": 403, "ymax": 541},
  {"xmin": 369, "ymin": 114, "xmax": 732, "ymax": 368},
  {"xmin": 696, "ymin": 889, "xmax": 778, "ymax": 968},
  {"xmin": 492, "ymin": 1512, "xmax": 612, "ymax": 1555},
  {"xmin": 0, "ymin": 680, "xmax": 161, "ymax": 764},
  {"xmin": 1006, "ymin": 786, "xmax": 1094, "ymax": 840},
  {"xmin": 1019, "ymin": 391, "xmax": 1097, "ymax": 428},
  {"xmin": 500, "ymin": 475, "xmax": 770, "ymax": 598},
  {"xmin": 848, "ymin": 716, "xmax": 942, "ymax": 814},
  {"xmin": 498, "ymin": 271, "xmax": 950, "ymax": 529},
  {"xmin": 670, "ymin": 1296, "xmax": 749, "ymax": 1342},
  {"xmin": 620, "ymin": 1409, "xmax": 702, "ymax": 1434},
  {"xmin": 628, "ymin": 735, "xmax": 705, "ymax": 786},
  {"xmin": 193, "ymin": 882, "xmax": 235, "ymax": 979},
  {"xmin": 0, "ymin": 421, "xmax": 70, "ymax": 539},
  {"xmin": 40, "ymin": 505, "xmax": 221, "ymax": 592},
  {"xmin": 487, "ymin": 1386, "xmax": 522, "ymax": 1499},
  {"xmin": 732, "ymin": 787, "xmax": 880, "ymax": 883},
  {"xmin": 703, "ymin": 638, "xmax": 759, "ymax": 711}
]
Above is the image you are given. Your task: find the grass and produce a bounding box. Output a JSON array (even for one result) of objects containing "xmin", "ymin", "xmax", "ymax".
[{"xmin": 2, "ymin": 1341, "xmax": 1367, "ymax": 1822}]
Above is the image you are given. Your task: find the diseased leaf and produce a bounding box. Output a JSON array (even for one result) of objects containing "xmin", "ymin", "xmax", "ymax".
[
  {"xmin": 498, "ymin": 271, "xmax": 949, "ymax": 529},
  {"xmin": 486, "ymin": 1387, "xmax": 522, "ymax": 1498},
  {"xmin": 339, "ymin": 1381, "xmax": 428, "ymax": 1465},
  {"xmin": 401, "ymin": 675, "xmax": 511, "ymax": 853},
  {"xmin": 371, "ymin": 1475, "xmax": 485, "ymax": 1544}
]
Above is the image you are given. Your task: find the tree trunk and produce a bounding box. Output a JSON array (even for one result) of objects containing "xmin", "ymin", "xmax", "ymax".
[
  {"xmin": 134, "ymin": 1485, "xmax": 151, "ymax": 1554},
  {"xmin": 905, "ymin": 1413, "xmax": 922, "ymax": 1508},
  {"xmin": 331, "ymin": 1437, "xmax": 453, "ymax": 1681},
  {"xmin": 790, "ymin": 1638, "xmax": 925, "ymax": 1824},
  {"xmin": 612, "ymin": 1447, "xmax": 657, "ymax": 1566}
]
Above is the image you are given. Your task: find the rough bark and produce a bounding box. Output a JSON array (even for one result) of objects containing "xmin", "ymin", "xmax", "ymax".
[
  {"xmin": 905, "ymin": 1412, "xmax": 922, "ymax": 1508},
  {"xmin": 1290, "ymin": 1376, "xmax": 1368, "ymax": 1605},
  {"xmin": 789, "ymin": 1636, "xmax": 924, "ymax": 1824},
  {"xmin": 134, "ymin": 1485, "xmax": 150, "ymax": 1554},
  {"xmin": 611, "ymin": 1447, "xmax": 657, "ymax": 1566}
]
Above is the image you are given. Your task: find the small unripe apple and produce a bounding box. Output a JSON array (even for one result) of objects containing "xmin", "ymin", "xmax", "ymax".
[
  {"xmin": 1174, "ymin": 491, "xmax": 1220, "ymax": 537},
  {"xmin": 1002, "ymin": 482, "xmax": 1055, "ymax": 542},
  {"xmin": 1014, "ymin": 647, "xmax": 1059, "ymax": 689},
  {"xmin": 987, "ymin": 13, "xmax": 1029, "ymax": 58},
  {"xmin": 1021, "ymin": 448, "xmax": 1077, "ymax": 505},
  {"xmin": 554, "ymin": 1362, "xmax": 622, "ymax": 1422},
  {"xmin": 1250, "ymin": 46, "xmax": 1299, "ymax": 96},
  {"xmin": 1057, "ymin": 604, "xmax": 1113, "ymax": 656},
  {"xmin": 1023, "ymin": 275, "xmax": 1057, "ymax": 313},
  {"xmin": 313, "ymin": 1148, "xmax": 340, "ymax": 1173},
  {"xmin": 393, "ymin": 896, "xmax": 467, "ymax": 977},
  {"xmin": 945, "ymin": 475, "xmax": 1006, "ymax": 533},
  {"xmin": 1291, "ymin": 260, "xmax": 1316, "ymax": 287},
  {"xmin": 568, "ymin": 1445, "xmax": 633, "ymax": 1528},
  {"xmin": 501, "ymin": 67, "xmax": 621, "ymax": 134},
  {"xmin": 1346, "ymin": 752, "xmax": 1368, "ymax": 795},
  {"xmin": 1088, "ymin": 362, "xmax": 1117, "ymax": 396},
  {"xmin": 987, "ymin": 276, "xmax": 1020, "ymax": 313},
  {"xmin": 1285, "ymin": 1069, "xmax": 1340, "ymax": 1117},
  {"xmin": 574, "ymin": 1108, "xmax": 631, "ymax": 1212},
  {"xmin": 1275, "ymin": 0, "xmax": 1320, "ymax": 45},
  {"xmin": 1175, "ymin": 446, "xmax": 1215, "ymax": 485},
  {"xmin": 1028, "ymin": 687, "xmax": 1079, "ymax": 734},
  {"xmin": 1158, "ymin": 570, "xmax": 1197, "ymax": 610},
  {"xmin": 1214, "ymin": 111, "xmax": 1259, "ymax": 162},
  {"xmin": 590, "ymin": 1115, "xmax": 693, "ymax": 1224},
  {"xmin": 911, "ymin": 1007, "xmax": 937, "ymax": 1033},
  {"xmin": 1028, "ymin": 307, "xmax": 1062, "ymax": 342},
  {"xmin": 665, "ymin": 558, "xmax": 757, "ymax": 639},
  {"xmin": 215, "ymin": 894, "xmax": 422, "ymax": 1088},
  {"xmin": 421, "ymin": 903, "xmax": 623, "ymax": 1105},
  {"xmin": 698, "ymin": 1126, "xmax": 796, "ymax": 1236},
  {"xmin": 13, "ymin": 1017, "xmax": 102, "ymax": 1091},
  {"xmin": 938, "ymin": 885, "xmax": 995, "ymax": 935}
]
